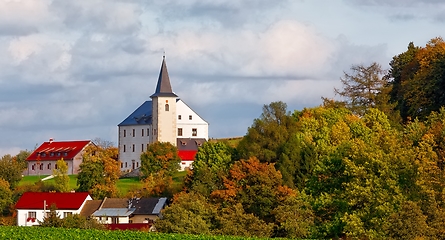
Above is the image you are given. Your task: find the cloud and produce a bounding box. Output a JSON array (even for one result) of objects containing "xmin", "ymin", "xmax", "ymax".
[{"xmin": 0, "ymin": 0, "xmax": 52, "ymax": 36}]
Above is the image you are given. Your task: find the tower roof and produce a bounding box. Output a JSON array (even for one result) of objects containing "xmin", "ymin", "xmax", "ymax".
[{"xmin": 151, "ymin": 56, "xmax": 178, "ymax": 98}]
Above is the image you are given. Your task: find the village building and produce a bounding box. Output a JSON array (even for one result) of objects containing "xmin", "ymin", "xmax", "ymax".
[
  {"xmin": 16, "ymin": 192, "xmax": 92, "ymax": 226},
  {"xmin": 25, "ymin": 139, "xmax": 92, "ymax": 176},
  {"xmin": 118, "ymin": 57, "xmax": 208, "ymax": 171}
]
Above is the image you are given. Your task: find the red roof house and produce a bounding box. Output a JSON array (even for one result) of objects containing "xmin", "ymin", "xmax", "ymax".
[
  {"xmin": 16, "ymin": 192, "xmax": 92, "ymax": 226},
  {"xmin": 25, "ymin": 139, "xmax": 92, "ymax": 176}
]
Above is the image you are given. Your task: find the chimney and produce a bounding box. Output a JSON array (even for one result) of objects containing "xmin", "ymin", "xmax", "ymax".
[{"xmin": 49, "ymin": 138, "xmax": 54, "ymax": 144}]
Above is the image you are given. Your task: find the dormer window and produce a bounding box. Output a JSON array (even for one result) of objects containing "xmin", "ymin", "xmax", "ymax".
[
  {"xmin": 165, "ymin": 104, "xmax": 170, "ymax": 111},
  {"xmin": 41, "ymin": 153, "xmax": 46, "ymax": 157},
  {"xmin": 50, "ymin": 153, "xmax": 54, "ymax": 157},
  {"xmin": 63, "ymin": 152, "xmax": 67, "ymax": 157}
]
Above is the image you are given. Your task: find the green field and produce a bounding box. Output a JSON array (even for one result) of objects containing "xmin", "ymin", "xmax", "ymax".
[
  {"xmin": 0, "ymin": 226, "xmax": 273, "ymax": 240},
  {"xmin": 18, "ymin": 171, "xmax": 187, "ymax": 196}
]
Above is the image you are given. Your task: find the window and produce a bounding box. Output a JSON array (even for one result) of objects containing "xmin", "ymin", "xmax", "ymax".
[
  {"xmin": 137, "ymin": 162, "xmax": 139, "ymax": 168},
  {"xmin": 32, "ymin": 164, "xmax": 35, "ymax": 170},
  {"xmin": 63, "ymin": 212, "xmax": 72, "ymax": 218},
  {"xmin": 55, "ymin": 164, "xmax": 58, "ymax": 169},
  {"xmin": 192, "ymin": 128, "xmax": 197, "ymax": 136},
  {"xmin": 57, "ymin": 152, "xmax": 61, "ymax": 157},
  {"xmin": 123, "ymin": 145, "xmax": 126, "ymax": 152},
  {"xmin": 147, "ymin": 144, "xmax": 149, "ymax": 150},
  {"xmin": 40, "ymin": 164, "xmax": 44, "ymax": 170},
  {"xmin": 63, "ymin": 152, "xmax": 67, "ymax": 157},
  {"xmin": 125, "ymin": 162, "xmax": 128, "ymax": 168},
  {"xmin": 41, "ymin": 153, "xmax": 46, "ymax": 157},
  {"xmin": 147, "ymin": 128, "xmax": 150, "ymax": 136},
  {"xmin": 165, "ymin": 104, "xmax": 169, "ymax": 111},
  {"xmin": 178, "ymin": 115, "xmax": 181, "ymax": 120},
  {"xmin": 28, "ymin": 211, "xmax": 36, "ymax": 219},
  {"xmin": 132, "ymin": 129, "xmax": 135, "ymax": 137},
  {"xmin": 189, "ymin": 115, "xmax": 192, "ymax": 120},
  {"xmin": 141, "ymin": 144, "xmax": 144, "ymax": 152},
  {"xmin": 120, "ymin": 162, "xmax": 123, "ymax": 168},
  {"xmin": 50, "ymin": 152, "xmax": 54, "ymax": 157},
  {"xmin": 142, "ymin": 129, "xmax": 144, "ymax": 137},
  {"xmin": 178, "ymin": 128, "xmax": 183, "ymax": 136},
  {"xmin": 132, "ymin": 144, "xmax": 135, "ymax": 152},
  {"xmin": 123, "ymin": 129, "xmax": 126, "ymax": 137},
  {"xmin": 47, "ymin": 163, "xmax": 51, "ymax": 170}
]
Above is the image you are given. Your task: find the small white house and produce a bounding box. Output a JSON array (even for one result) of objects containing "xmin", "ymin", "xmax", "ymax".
[{"xmin": 15, "ymin": 192, "xmax": 92, "ymax": 226}]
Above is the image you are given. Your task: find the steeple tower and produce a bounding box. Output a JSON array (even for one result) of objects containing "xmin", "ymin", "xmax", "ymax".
[
  {"xmin": 151, "ymin": 56, "xmax": 178, "ymax": 98},
  {"xmin": 150, "ymin": 56, "xmax": 177, "ymax": 145}
]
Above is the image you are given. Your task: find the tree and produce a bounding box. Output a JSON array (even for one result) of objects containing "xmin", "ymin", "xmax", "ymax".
[
  {"xmin": 53, "ymin": 159, "xmax": 70, "ymax": 192},
  {"xmin": 385, "ymin": 201, "xmax": 429, "ymax": 240},
  {"xmin": 186, "ymin": 141, "xmax": 234, "ymax": 196},
  {"xmin": 0, "ymin": 154, "xmax": 25, "ymax": 189},
  {"xmin": 335, "ymin": 62, "xmax": 392, "ymax": 116},
  {"xmin": 0, "ymin": 178, "xmax": 12, "ymax": 215},
  {"xmin": 77, "ymin": 145, "xmax": 120, "ymax": 199},
  {"xmin": 140, "ymin": 142, "xmax": 180, "ymax": 177},
  {"xmin": 213, "ymin": 203, "xmax": 274, "ymax": 237},
  {"xmin": 273, "ymin": 193, "xmax": 314, "ymax": 238},
  {"xmin": 39, "ymin": 203, "xmax": 63, "ymax": 227},
  {"xmin": 155, "ymin": 192, "xmax": 217, "ymax": 235},
  {"xmin": 211, "ymin": 157, "xmax": 296, "ymax": 222},
  {"xmin": 388, "ymin": 37, "xmax": 445, "ymax": 121},
  {"xmin": 237, "ymin": 101, "xmax": 296, "ymax": 164}
]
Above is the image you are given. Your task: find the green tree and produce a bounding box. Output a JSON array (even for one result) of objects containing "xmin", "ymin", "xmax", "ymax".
[
  {"xmin": 155, "ymin": 192, "xmax": 216, "ymax": 234},
  {"xmin": 77, "ymin": 145, "xmax": 120, "ymax": 199},
  {"xmin": 140, "ymin": 142, "xmax": 180, "ymax": 177},
  {"xmin": 237, "ymin": 101, "xmax": 296, "ymax": 163},
  {"xmin": 0, "ymin": 154, "xmax": 25, "ymax": 189},
  {"xmin": 39, "ymin": 203, "xmax": 63, "ymax": 227},
  {"xmin": 273, "ymin": 193, "xmax": 314, "ymax": 238},
  {"xmin": 186, "ymin": 141, "xmax": 234, "ymax": 196},
  {"xmin": 53, "ymin": 159, "xmax": 70, "ymax": 192},
  {"xmin": 213, "ymin": 203, "xmax": 274, "ymax": 237}
]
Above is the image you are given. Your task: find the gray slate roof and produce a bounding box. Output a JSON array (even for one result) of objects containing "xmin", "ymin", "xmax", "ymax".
[
  {"xmin": 130, "ymin": 197, "xmax": 167, "ymax": 215},
  {"xmin": 177, "ymin": 138, "xmax": 207, "ymax": 151},
  {"xmin": 150, "ymin": 57, "xmax": 178, "ymax": 98},
  {"xmin": 118, "ymin": 101, "xmax": 153, "ymax": 126}
]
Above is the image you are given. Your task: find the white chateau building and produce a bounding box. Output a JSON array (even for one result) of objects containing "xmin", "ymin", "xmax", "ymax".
[{"xmin": 118, "ymin": 57, "xmax": 208, "ymax": 171}]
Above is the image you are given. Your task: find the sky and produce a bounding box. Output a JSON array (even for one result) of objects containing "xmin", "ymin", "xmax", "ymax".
[{"xmin": 0, "ymin": 0, "xmax": 444, "ymax": 156}]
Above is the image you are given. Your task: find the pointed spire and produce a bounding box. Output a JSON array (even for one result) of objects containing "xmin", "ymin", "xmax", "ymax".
[{"xmin": 151, "ymin": 56, "xmax": 178, "ymax": 98}]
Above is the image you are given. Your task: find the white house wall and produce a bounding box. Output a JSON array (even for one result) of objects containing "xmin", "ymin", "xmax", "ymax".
[
  {"xmin": 17, "ymin": 208, "xmax": 83, "ymax": 227},
  {"xmin": 119, "ymin": 125, "xmax": 151, "ymax": 171},
  {"xmin": 176, "ymin": 100, "xmax": 208, "ymax": 140}
]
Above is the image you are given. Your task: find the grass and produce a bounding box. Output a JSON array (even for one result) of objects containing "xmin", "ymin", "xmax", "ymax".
[{"xmin": 18, "ymin": 171, "xmax": 188, "ymax": 196}]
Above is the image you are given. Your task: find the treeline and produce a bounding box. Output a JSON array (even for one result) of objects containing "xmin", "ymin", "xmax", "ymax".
[{"xmin": 156, "ymin": 37, "xmax": 445, "ymax": 239}]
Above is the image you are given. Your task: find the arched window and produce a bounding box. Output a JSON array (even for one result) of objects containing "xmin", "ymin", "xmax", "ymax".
[{"xmin": 165, "ymin": 104, "xmax": 169, "ymax": 111}]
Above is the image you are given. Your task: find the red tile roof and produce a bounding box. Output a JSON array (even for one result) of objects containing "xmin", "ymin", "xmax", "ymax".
[
  {"xmin": 16, "ymin": 192, "xmax": 91, "ymax": 210},
  {"xmin": 178, "ymin": 150, "xmax": 197, "ymax": 161},
  {"xmin": 26, "ymin": 140, "xmax": 91, "ymax": 161}
]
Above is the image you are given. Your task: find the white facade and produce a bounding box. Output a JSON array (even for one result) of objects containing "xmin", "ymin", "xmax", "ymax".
[
  {"xmin": 17, "ymin": 196, "xmax": 92, "ymax": 227},
  {"xmin": 176, "ymin": 99, "xmax": 208, "ymax": 139},
  {"xmin": 119, "ymin": 125, "xmax": 150, "ymax": 170}
]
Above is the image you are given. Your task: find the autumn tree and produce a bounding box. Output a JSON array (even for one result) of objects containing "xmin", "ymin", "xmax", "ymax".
[
  {"xmin": 186, "ymin": 141, "xmax": 234, "ymax": 196},
  {"xmin": 53, "ymin": 159, "xmax": 70, "ymax": 192},
  {"xmin": 77, "ymin": 145, "xmax": 120, "ymax": 199},
  {"xmin": 140, "ymin": 142, "xmax": 180, "ymax": 177},
  {"xmin": 211, "ymin": 157, "xmax": 296, "ymax": 222},
  {"xmin": 0, "ymin": 178, "xmax": 12, "ymax": 215},
  {"xmin": 0, "ymin": 154, "xmax": 26, "ymax": 189},
  {"xmin": 388, "ymin": 37, "xmax": 445, "ymax": 120}
]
